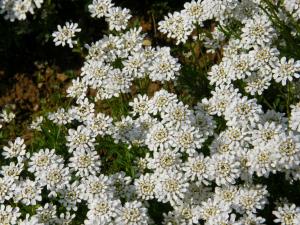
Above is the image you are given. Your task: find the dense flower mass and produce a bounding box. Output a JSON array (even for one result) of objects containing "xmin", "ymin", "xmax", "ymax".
[{"xmin": 1, "ymin": 0, "xmax": 300, "ymax": 224}]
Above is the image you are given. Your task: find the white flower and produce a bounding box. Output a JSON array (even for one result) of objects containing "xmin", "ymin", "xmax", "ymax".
[
  {"xmin": 48, "ymin": 108, "xmax": 72, "ymax": 125},
  {"xmin": 28, "ymin": 148, "xmax": 63, "ymax": 173},
  {"xmin": 0, "ymin": 177, "xmax": 15, "ymax": 203},
  {"xmin": 283, "ymin": 0, "xmax": 300, "ymax": 20},
  {"xmin": 245, "ymin": 70, "xmax": 272, "ymax": 95},
  {"xmin": 81, "ymin": 59, "xmax": 111, "ymax": 89},
  {"xmin": 214, "ymin": 186, "xmax": 238, "ymax": 207},
  {"xmin": 115, "ymin": 201, "xmax": 149, "ymax": 225},
  {"xmin": 203, "ymin": 28, "xmax": 226, "ymax": 53},
  {"xmin": 0, "ymin": 109, "xmax": 15, "ymax": 123},
  {"xmin": 204, "ymin": 84, "xmax": 241, "ymax": 116},
  {"xmin": 0, "ymin": 162, "xmax": 24, "ymax": 180},
  {"xmin": 68, "ymin": 149, "xmax": 101, "ymax": 177},
  {"xmin": 0, "ymin": 0, "xmax": 44, "ymax": 22},
  {"xmin": 29, "ymin": 116, "xmax": 43, "ymax": 131},
  {"xmin": 146, "ymin": 122, "xmax": 172, "ymax": 151},
  {"xmin": 275, "ymin": 132, "xmax": 300, "ymax": 170},
  {"xmin": 235, "ymin": 148, "xmax": 252, "ymax": 181},
  {"xmin": 230, "ymin": 53, "xmax": 253, "ymax": 80},
  {"xmin": 2, "ymin": 137, "xmax": 26, "ymax": 159},
  {"xmin": 207, "ymin": 60, "xmax": 233, "ymax": 86},
  {"xmin": 36, "ymin": 203, "xmax": 57, "ymax": 225},
  {"xmin": 133, "ymin": 114, "xmax": 157, "ymax": 142},
  {"xmin": 112, "ymin": 116, "xmax": 134, "ymax": 144},
  {"xmin": 66, "ymin": 78, "xmax": 88, "ymax": 101},
  {"xmin": 106, "ymin": 7, "xmax": 131, "ymax": 31},
  {"xmin": 234, "ymin": 185, "xmax": 268, "ymax": 214},
  {"xmin": 66, "ymin": 125, "xmax": 96, "ymax": 153},
  {"xmin": 88, "ymin": 0, "xmax": 113, "ymax": 18},
  {"xmin": 210, "ymin": 134, "xmax": 235, "ymax": 155},
  {"xmin": 148, "ymin": 89, "xmax": 178, "ymax": 115},
  {"xmin": 248, "ymin": 142, "xmax": 279, "ymax": 177},
  {"xmin": 121, "ymin": 27, "xmax": 145, "ymax": 55},
  {"xmin": 173, "ymin": 203, "xmax": 201, "ymax": 225},
  {"xmin": 272, "ymin": 57, "xmax": 300, "ymax": 86},
  {"xmin": 14, "ymin": 178, "xmax": 42, "ymax": 205},
  {"xmin": 12, "ymin": 0, "xmax": 32, "ymax": 20},
  {"xmin": 161, "ymin": 101, "xmax": 193, "ymax": 129},
  {"xmin": 58, "ymin": 181, "xmax": 82, "ymax": 211},
  {"xmin": 249, "ymin": 45, "xmax": 279, "ymax": 70},
  {"xmin": 273, "ymin": 203, "xmax": 300, "ymax": 225},
  {"xmin": 201, "ymin": 0, "xmax": 236, "ymax": 21},
  {"xmin": 261, "ymin": 109, "xmax": 288, "ymax": 125},
  {"xmin": 129, "ymin": 94, "xmax": 150, "ymax": 116},
  {"xmin": 233, "ymin": 0, "xmax": 260, "ymax": 22},
  {"xmin": 68, "ymin": 98, "xmax": 95, "ymax": 122},
  {"xmin": 198, "ymin": 197, "xmax": 231, "ymax": 222},
  {"xmin": 158, "ymin": 11, "xmax": 194, "ymax": 44},
  {"xmin": 170, "ymin": 125, "xmax": 205, "ymax": 155},
  {"xmin": 102, "ymin": 68, "xmax": 133, "ymax": 99},
  {"xmin": 208, "ymin": 153, "xmax": 241, "ymax": 186},
  {"xmin": 92, "ymin": 34, "xmax": 124, "ymax": 61},
  {"xmin": 37, "ymin": 164, "xmax": 71, "ymax": 197},
  {"xmin": 79, "ymin": 174, "xmax": 114, "ymax": 202},
  {"xmin": 111, "ymin": 172, "xmax": 133, "ymax": 199},
  {"xmin": 134, "ymin": 173, "xmax": 156, "ymax": 200},
  {"xmin": 182, "ymin": 153, "xmax": 211, "ymax": 185},
  {"xmin": 33, "ymin": 0, "xmax": 43, "ymax": 8},
  {"xmin": 84, "ymin": 112, "xmax": 113, "ymax": 137},
  {"xmin": 52, "ymin": 21, "xmax": 81, "ymax": 48},
  {"xmin": 17, "ymin": 214, "xmax": 43, "ymax": 225},
  {"xmin": 0, "ymin": 205, "xmax": 20, "ymax": 225},
  {"xmin": 251, "ymin": 121, "xmax": 283, "ymax": 145},
  {"xmin": 154, "ymin": 170, "xmax": 189, "ymax": 206},
  {"xmin": 241, "ymin": 14, "xmax": 276, "ymax": 48},
  {"xmin": 122, "ymin": 51, "xmax": 149, "ymax": 78},
  {"xmin": 147, "ymin": 149, "xmax": 182, "ymax": 172},
  {"xmin": 183, "ymin": 0, "xmax": 207, "ymax": 23},
  {"xmin": 86, "ymin": 196, "xmax": 121, "ymax": 225},
  {"xmin": 222, "ymin": 126, "xmax": 248, "ymax": 149},
  {"xmin": 148, "ymin": 47, "xmax": 181, "ymax": 82},
  {"xmin": 55, "ymin": 212, "xmax": 75, "ymax": 225},
  {"xmin": 193, "ymin": 103, "xmax": 216, "ymax": 138},
  {"xmin": 237, "ymin": 213, "xmax": 266, "ymax": 225},
  {"xmin": 224, "ymin": 95, "xmax": 263, "ymax": 128},
  {"xmin": 162, "ymin": 211, "xmax": 182, "ymax": 225}
]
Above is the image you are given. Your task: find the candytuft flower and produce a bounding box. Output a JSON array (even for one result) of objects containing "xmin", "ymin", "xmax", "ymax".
[{"xmin": 52, "ymin": 21, "xmax": 81, "ymax": 48}]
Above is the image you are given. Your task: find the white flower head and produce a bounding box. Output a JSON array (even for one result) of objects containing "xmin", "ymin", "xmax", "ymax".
[
  {"xmin": 88, "ymin": 0, "xmax": 113, "ymax": 18},
  {"xmin": 115, "ymin": 200, "xmax": 149, "ymax": 225},
  {"xmin": 52, "ymin": 21, "xmax": 81, "ymax": 48}
]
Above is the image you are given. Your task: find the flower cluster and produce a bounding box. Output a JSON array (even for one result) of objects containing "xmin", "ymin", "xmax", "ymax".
[
  {"xmin": 0, "ymin": 0, "xmax": 44, "ymax": 21},
  {"xmin": 88, "ymin": 0, "xmax": 131, "ymax": 31},
  {"xmin": 0, "ymin": 108, "xmax": 15, "ymax": 129},
  {"xmin": 77, "ymin": 28, "xmax": 180, "ymax": 100},
  {"xmin": 2, "ymin": 0, "xmax": 300, "ymax": 224},
  {"xmin": 52, "ymin": 22, "xmax": 81, "ymax": 48}
]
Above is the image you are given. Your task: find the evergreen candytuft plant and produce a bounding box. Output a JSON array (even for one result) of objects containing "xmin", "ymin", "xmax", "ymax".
[{"xmin": 1, "ymin": 0, "xmax": 300, "ymax": 224}]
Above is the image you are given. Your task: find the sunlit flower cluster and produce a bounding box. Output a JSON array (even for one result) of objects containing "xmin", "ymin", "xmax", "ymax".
[
  {"xmin": 78, "ymin": 29, "xmax": 180, "ymax": 100},
  {"xmin": 2, "ymin": 0, "xmax": 300, "ymax": 224}
]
